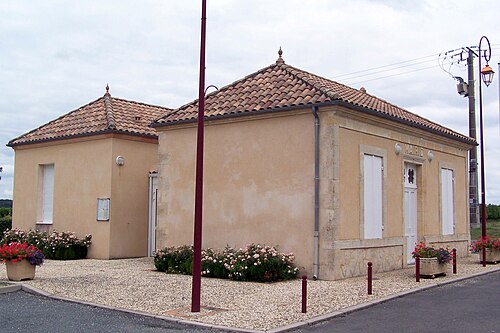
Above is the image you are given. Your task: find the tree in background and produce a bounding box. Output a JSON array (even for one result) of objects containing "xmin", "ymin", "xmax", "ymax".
[
  {"xmin": 486, "ymin": 204, "xmax": 500, "ymax": 220},
  {"xmin": 0, "ymin": 207, "xmax": 12, "ymax": 234}
]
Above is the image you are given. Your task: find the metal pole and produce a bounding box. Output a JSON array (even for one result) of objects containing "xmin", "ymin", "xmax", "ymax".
[
  {"xmin": 367, "ymin": 262, "xmax": 373, "ymax": 295},
  {"xmin": 452, "ymin": 248, "xmax": 457, "ymax": 274},
  {"xmin": 301, "ymin": 275, "xmax": 307, "ymax": 313},
  {"xmin": 478, "ymin": 36, "xmax": 490, "ymax": 269},
  {"xmin": 467, "ymin": 49, "xmax": 479, "ymax": 227},
  {"xmin": 191, "ymin": 0, "xmax": 207, "ymax": 313},
  {"xmin": 415, "ymin": 255, "xmax": 420, "ymax": 282}
]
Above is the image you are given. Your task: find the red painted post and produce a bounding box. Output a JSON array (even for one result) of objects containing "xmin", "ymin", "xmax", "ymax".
[
  {"xmin": 191, "ymin": 0, "xmax": 207, "ymax": 313},
  {"xmin": 367, "ymin": 262, "xmax": 373, "ymax": 295},
  {"xmin": 482, "ymin": 246, "xmax": 486, "ymax": 267},
  {"xmin": 301, "ymin": 275, "xmax": 307, "ymax": 313},
  {"xmin": 452, "ymin": 248, "xmax": 457, "ymax": 274},
  {"xmin": 415, "ymin": 255, "xmax": 420, "ymax": 282}
]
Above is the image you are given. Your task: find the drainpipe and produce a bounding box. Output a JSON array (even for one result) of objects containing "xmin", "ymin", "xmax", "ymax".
[{"xmin": 312, "ymin": 106, "xmax": 320, "ymax": 280}]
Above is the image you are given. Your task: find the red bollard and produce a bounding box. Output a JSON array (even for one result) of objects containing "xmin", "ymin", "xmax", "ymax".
[
  {"xmin": 415, "ymin": 255, "xmax": 420, "ymax": 282},
  {"xmin": 301, "ymin": 275, "xmax": 307, "ymax": 313},
  {"xmin": 452, "ymin": 248, "xmax": 457, "ymax": 274},
  {"xmin": 482, "ymin": 247, "xmax": 486, "ymax": 267},
  {"xmin": 367, "ymin": 262, "xmax": 373, "ymax": 295}
]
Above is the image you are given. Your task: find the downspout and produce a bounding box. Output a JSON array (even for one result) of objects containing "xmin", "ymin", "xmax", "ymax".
[{"xmin": 312, "ymin": 106, "xmax": 320, "ymax": 280}]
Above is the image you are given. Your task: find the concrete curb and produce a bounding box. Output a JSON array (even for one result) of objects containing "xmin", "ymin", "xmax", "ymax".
[
  {"xmin": 15, "ymin": 266, "xmax": 500, "ymax": 333},
  {"xmin": 0, "ymin": 283, "xmax": 22, "ymax": 294}
]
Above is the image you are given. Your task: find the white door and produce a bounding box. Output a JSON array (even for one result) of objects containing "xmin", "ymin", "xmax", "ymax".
[
  {"xmin": 148, "ymin": 173, "xmax": 158, "ymax": 256},
  {"xmin": 404, "ymin": 163, "xmax": 417, "ymax": 264}
]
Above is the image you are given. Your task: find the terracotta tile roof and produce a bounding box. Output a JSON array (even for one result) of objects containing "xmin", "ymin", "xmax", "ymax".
[
  {"xmin": 154, "ymin": 52, "xmax": 473, "ymax": 144},
  {"xmin": 8, "ymin": 87, "xmax": 171, "ymax": 147}
]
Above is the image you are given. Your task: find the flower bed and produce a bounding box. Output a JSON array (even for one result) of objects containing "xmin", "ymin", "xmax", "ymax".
[
  {"xmin": 1, "ymin": 229, "xmax": 91, "ymax": 260},
  {"xmin": 154, "ymin": 244, "xmax": 299, "ymax": 282}
]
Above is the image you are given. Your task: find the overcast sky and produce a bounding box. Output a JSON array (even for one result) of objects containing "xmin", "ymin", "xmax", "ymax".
[{"xmin": 1, "ymin": 0, "xmax": 499, "ymax": 204}]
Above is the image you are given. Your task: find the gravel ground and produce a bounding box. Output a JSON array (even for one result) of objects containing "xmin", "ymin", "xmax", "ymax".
[{"xmin": 0, "ymin": 256, "xmax": 498, "ymax": 331}]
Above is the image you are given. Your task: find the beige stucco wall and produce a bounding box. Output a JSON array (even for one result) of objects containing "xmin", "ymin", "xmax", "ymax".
[
  {"xmin": 156, "ymin": 105, "xmax": 472, "ymax": 280},
  {"xmin": 157, "ymin": 112, "xmax": 315, "ymax": 272},
  {"xmin": 11, "ymin": 135, "xmax": 157, "ymax": 259},
  {"xmin": 321, "ymin": 106, "xmax": 471, "ymax": 279},
  {"xmin": 109, "ymin": 138, "xmax": 158, "ymax": 258}
]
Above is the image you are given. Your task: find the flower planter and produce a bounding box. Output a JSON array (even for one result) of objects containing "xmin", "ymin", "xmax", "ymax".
[
  {"xmin": 419, "ymin": 257, "xmax": 447, "ymax": 278},
  {"xmin": 479, "ymin": 248, "xmax": 500, "ymax": 264},
  {"xmin": 5, "ymin": 260, "xmax": 36, "ymax": 281}
]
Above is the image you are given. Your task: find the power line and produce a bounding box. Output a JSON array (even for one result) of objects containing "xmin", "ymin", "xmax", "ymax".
[
  {"xmin": 332, "ymin": 53, "xmax": 440, "ymax": 79},
  {"xmin": 346, "ymin": 64, "xmax": 438, "ymax": 86},
  {"xmin": 338, "ymin": 58, "xmax": 436, "ymax": 81}
]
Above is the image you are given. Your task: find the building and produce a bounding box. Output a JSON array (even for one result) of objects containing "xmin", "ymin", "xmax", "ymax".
[
  {"xmin": 152, "ymin": 51, "xmax": 474, "ymax": 280},
  {"xmin": 8, "ymin": 86, "xmax": 170, "ymax": 259}
]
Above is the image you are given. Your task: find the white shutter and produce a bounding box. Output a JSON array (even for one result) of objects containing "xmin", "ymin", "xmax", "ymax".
[
  {"xmin": 364, "ymin": 154, "xmax": 383, "ymax": 239},
  {"xmin": 41, "ymin": 164, "xmax": 54, "ymax": 223},
  {"xmin": 441, "ymin": 168, "xmax": 454, "ymax": 235}
]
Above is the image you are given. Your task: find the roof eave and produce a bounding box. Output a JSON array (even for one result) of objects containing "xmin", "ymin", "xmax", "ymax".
[
  {"xmin": 7, "ymin": 129, "xmax": 158, "ymax": 148},
  {"xmin": 151, "ymin": 100, "xmax": 475, "ymax": 146},
  {"xmin": 334, "ymin": 101, "xmax": 476, "ymax": 146},
  {"xmin": 151, "ymin": 102, "xmax": 334, "ymax": 128}
]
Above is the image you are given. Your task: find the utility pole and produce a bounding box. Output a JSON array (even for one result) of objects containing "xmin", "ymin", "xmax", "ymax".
[
  {"xmin": 444, "ymin": 46, "xmax": 480, "ymax": 227},
  {"xmin": 466, "ymin": 48, "xmax": 480, "ymax": 227}
]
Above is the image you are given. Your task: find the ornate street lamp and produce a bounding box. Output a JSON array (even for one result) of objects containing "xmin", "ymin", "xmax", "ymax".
[{"xmin": 477, "ymin": 36, "xmax": 494, "ymax": 267}]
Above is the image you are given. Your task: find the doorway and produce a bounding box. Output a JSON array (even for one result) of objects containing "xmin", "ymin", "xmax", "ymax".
[
  {"xmin": 404, "ymin": 163, "xmax": 418, "ymax": 264},
  {"xmin": 148, "ymin": 173, "xmax": 158, "ymax": 256}
]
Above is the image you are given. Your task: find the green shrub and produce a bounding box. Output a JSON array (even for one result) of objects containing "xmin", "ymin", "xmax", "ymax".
[
  {"xmin": 224, "ymin": 244, "xmax": 298, "ymax": 282},
  {"xmin": 154, "ymin": 245, "xmax": 193, "ymax": 274},
  {"xmin": 154, "ymin": 244, "xmax": 298, "ymax": 282},
  {"xmin": 201, "ymin": 247, "xmax": 231, "ymax": 279}
]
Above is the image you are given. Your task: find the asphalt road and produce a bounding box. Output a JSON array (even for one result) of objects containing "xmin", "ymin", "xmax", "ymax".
[
  {"xmin": 0, "ymin": 291, "xmax": 226, "ymax": 333},
  {"xmin": 291, "ymin": 270, "xmax": 500, "ymax": 333}
]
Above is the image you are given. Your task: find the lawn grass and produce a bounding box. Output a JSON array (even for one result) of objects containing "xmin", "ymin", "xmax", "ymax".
[{"xmin": 471, "ymin": 219, "xmax": 500, "ymax": 239}]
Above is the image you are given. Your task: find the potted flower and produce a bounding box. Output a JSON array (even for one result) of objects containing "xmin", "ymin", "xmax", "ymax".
[
  {"xmin": 470, "ymin": 236, "xmax": 500, "ymax": 264},
  {"xmin": 0, "ymin": 242, "xmax": 45, "ymax": 281},
  {"xmin": 412, "ymin": 242, "xmax": 452, "ymax": 278}
]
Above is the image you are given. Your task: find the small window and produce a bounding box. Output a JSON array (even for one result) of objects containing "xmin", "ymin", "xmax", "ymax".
[
  {"xmin": 97, "ymin": 198, "xmax": 110, "ymax": 221},
  {"xmin": 364, "ymin": 154, "xmax": 383, "ymax": 239},
  {"xmin": 441, "ymin": 168, "xmax": 454, "ymax": 235},
  {"xmin": 39, "ymin": 164, "xmax": 54, "ymax": 224}
]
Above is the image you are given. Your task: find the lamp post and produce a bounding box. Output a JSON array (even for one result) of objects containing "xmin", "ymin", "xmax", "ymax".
[
  {"xmin": 477, "ymin": 36, "xmax": 494, "ymax": 266},
  {"xmin": 191, "ymin": 0, "xmax": 207, "ymax": 312}
]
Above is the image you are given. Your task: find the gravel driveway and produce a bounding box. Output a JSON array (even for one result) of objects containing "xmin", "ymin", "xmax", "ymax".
[{"xmin": 1, "ymin": 256, "xmax": 498, "ymax": 331}]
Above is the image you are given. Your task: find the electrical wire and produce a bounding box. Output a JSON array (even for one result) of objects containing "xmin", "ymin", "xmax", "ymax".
[
  {"xmin": 337, "ymin": 58, "xmax": 436, "ymax": 81},
  {"xmin": 331, "ymin": 46, "xmax": 500, "ymax": 86},
  {"xmin": 346, "ymin": 65, "xmax": 438, "ymax": 86},
  {"xmin": 332, "ymin": 53, "xmax": 439, "ymax": 79}
]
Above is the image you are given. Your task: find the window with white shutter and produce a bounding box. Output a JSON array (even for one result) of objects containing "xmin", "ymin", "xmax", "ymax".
[
  {"xmin": 364, "ymin": 154, "xmax": 383, "ymax": 239},
  {"xmin": 39, "ymin": 164, "xmax": 54, "ymax": 224},
  {"xmin": 441, "ymin": 168, "xmax": 454, "ymax": 235}
]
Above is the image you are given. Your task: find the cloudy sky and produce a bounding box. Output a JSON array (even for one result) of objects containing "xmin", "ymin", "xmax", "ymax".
[{"xmin": 1, "ymin": 0, "xmax": 499, "ymax": 203}]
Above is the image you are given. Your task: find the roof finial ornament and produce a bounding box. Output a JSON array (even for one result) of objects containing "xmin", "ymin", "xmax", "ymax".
[
  {"xmin": 105, "ymin": 84, "xmax": 110, "ymax": 94},
  {"xmin": 276, "ymin": 46, "xmax": 285, "ymax": 64}
]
